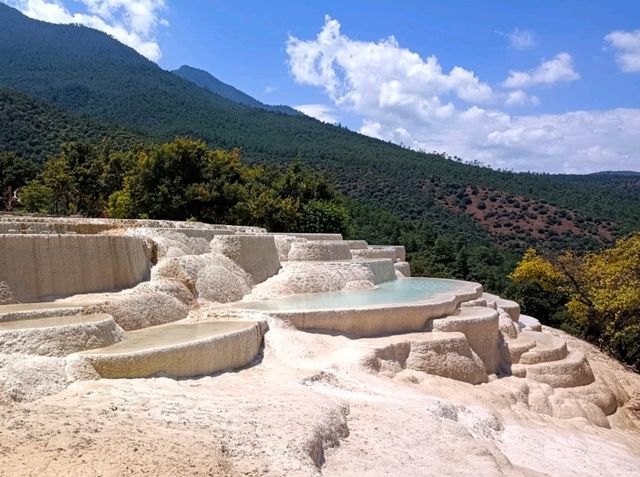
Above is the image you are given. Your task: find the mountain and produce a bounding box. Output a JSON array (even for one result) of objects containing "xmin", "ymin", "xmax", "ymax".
[
  {"xmin": 0, "ymin": 87, "xmax": 145, "ymax": 161},
  {"xmin": 172, "ymin": 65, "xmax": 300, "ymax": 116},
  {"xmin": 0, "ymin": 3, "xmax": 638, "ymax": 255}
]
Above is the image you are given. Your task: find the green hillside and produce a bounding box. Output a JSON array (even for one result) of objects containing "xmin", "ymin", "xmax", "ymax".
[
  {"xmin": 0, "ymin": 88, "xmax": 145, "ymax": 161},
  {"xmin": 0, "ymin": 3, "xmax": 638, "ymax": 258},
  {"xmin": 173, "ymin": 65, "xmax": 300, "ymax": 116}
]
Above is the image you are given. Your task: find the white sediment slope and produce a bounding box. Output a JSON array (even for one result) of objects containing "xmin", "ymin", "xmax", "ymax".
[{"xmin": 0, "ymin": 216, "xmax": 638, "ymax": 476}]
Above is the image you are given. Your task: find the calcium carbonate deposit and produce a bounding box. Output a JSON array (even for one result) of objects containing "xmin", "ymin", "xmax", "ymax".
[{"xmin": 0, "ymin": 215, "xmax": 639, "ymax": 476}]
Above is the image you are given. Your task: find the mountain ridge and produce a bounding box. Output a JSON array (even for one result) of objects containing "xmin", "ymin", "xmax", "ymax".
[{"xmin": 172, "ymin": 65, "xmax": 300, "ymax": 116}]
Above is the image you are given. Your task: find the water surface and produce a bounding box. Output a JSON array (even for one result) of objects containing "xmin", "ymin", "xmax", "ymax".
[{"xmin": 237, "ymin": 278, "xmax": 469, "ymax": 312}]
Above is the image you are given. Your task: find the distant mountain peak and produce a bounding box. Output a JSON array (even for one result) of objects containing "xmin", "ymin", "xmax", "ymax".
[{"xmin": 172, "ymin": 65, "xmax": 300, "ymax": 116}]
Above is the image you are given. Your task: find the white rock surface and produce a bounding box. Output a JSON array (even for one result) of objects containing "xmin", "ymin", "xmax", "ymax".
[
  {"xmin": 0, "ymin": 234, "xmax": 152, "ymax": 302},
  {"xmin": 211, "ymin": 234, "xmax": 281, "ymax": 284},
  {"xmin": 288, "ymin": 240, "xmax": 353, "ymax": 261},
  {"xmin": 0, "ymin": 281, "xmax": 17, "ymax": 305}
]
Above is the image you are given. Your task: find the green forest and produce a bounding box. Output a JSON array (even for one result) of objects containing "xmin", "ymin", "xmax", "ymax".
[{"xmin": 9, "ymin": 139, "xmax": 350, "ymax": 235}]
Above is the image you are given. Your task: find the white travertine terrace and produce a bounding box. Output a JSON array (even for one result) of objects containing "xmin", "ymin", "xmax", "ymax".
[
  {"xmin": 344, "ymin": 239, "xmax": 368, "ymax": 250},
  {"xmin": 72, "ymin": 321, "xmax": 264, "ymax": 379},
  {"xmin": 394, "ymin": 260, "xmax": 411, "ymax": 277},
  {"xmin": 0, "ymin": 234, "xmax": 152, "ymax": 302},
  {"xmin": 287, "ymin": 240, "xmax": 353, "ymax": 261},
  {"xmin": 244, "ymin": 258, "xmax": 396, "ymax": 300},
  {"xmin": 0, "ymin": 313, "xmax": 124, "ymax": 357},
  {"xmin": 339, "ymin": 331, "xmax": 489, "ymax": 384},
  {"xmin": 427, "ymin": 306, "xmax": 501, "ymax": 374},
  {"xmin": 210, "ymin": 235, "xmax": 281, "ymax": 284},
  {"xmin": 350, "ymin": 247, "xmax": 397, "ymax": 260},
  {"xmin": 0, "ymin": 215, "xmax": 639, "ymax": 475},
  {"xmin": 272, "ymin": 232, "xmax": 343, "ymax": 241},
  {"xmin": 239, "ymin": 280, "xmax": 482, "ymax": 337}
]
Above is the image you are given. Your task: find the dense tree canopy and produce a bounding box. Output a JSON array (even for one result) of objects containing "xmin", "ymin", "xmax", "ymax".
[
  {"xmin": 0, "ymin": 88, "xmax": 144, "ymax": 161},
  {"xmin": 18, "ymin": 139, "xmax": 350, "ymax": 235}
]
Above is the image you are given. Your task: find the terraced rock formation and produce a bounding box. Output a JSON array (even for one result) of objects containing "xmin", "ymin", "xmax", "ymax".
[{"xmin": 0, "ymin": 215, "xmax": 638, "ymax": 476}]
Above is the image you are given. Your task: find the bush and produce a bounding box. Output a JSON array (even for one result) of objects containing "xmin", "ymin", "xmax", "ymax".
[
  {"xmin": 19, "ymin": 180, "xmax": 53, "ymax": 213},
  {"xmin": 299, "ymin": 200, "xmax": 351, "ymax": 234}
]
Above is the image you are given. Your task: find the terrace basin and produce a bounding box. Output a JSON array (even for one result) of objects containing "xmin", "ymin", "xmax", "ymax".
[
  {"xmin": 0, "ymin": 313, "xmax": 123, "ymax": 356},
  {"xmin": 76, "ymin": 321, "xmax": 264, "ymax": 379},
  {"xmin": 233, "ymin": 278, "xmax": 482, "ymax": 337}
]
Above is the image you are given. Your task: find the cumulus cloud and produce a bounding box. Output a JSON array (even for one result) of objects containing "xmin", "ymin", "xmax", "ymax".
[
  {"xmin": 5, "ymin": 0, "xmax": 167, "ymax": 61},
  {"xmin": 503, "ymin": 53, "xmax": 580, "ymax": 88},
  {"xmin": 604, "ymin": 30, "xmax": 640, "ymax": 72},
  {"xmin": 295, "ymin": 104, "xmax": 339, "ymax": 124},
  {"xmin": 287, "ymin": 17, "xmax": 640, "ymax": 173},
  {"xmin": 505, "ymin": 89, "xmax": 540, "ymax": 107},
  {"xmin": 287, "ymin": 15, "xmax": 496, "ymax": 111}
]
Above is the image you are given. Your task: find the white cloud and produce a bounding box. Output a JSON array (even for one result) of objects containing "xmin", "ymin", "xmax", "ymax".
[
  {"xmin": 503, "ymin": 53, "xmax": 580, "ymax": 89},
  {"xmin": 604, "ymin": 30, "xmax": 640, "ymax": 72},
  {"xmin": 508, "ymin": 29, "xmax": 537, "ymax": 50},
  {"xmin": 505, "ymin": 89, "xmax": 540, "ymax": 107},
  {"xmin": 263, "ymin": 85, "xmax": 277, "ymax": 94},
  {"xmin": 362, "ymin": 106, "xmax": 640, "ymax": 174},
  {"xmin": 5, "ymin": 0, "xmax": 167, "ymax": 61},
  {"xmin": 287, "ymin": 15, "xmax": 496, "ymax": 111},
  {"xmin": 295, "ymin": 104, "xmax": 339, "ymax": 124},
  {"xmin": 287, "ymin": 17, "xmax": 640, "ymax": 173}
]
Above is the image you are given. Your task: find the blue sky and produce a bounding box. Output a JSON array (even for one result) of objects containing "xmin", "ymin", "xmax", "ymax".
[
  {"xmin": 5, "ymin": 0, "xmax": 640, "ymax": 173},
  {"xmin": 158, "ymin": 1, "xmax": 640, "ymax": 113}
]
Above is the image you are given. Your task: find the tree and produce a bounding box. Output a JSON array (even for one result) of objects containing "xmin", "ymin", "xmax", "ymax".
[
  {"xmin": 299, "ymin": 200, "xmax": 351, "ymax": 234},
  {"xmin": 0, "ymin": 152, "xmax": 37, "ymax": 211},
  {"xmin": 60, "ymin": 142, "xmax": 107, "ymax": 216},
  {"xmin": 19, "ymin": 181, "xmax": 53, "ymax": 213},
  {"xmin": 509, "ymin": 235, "xmax": 640, "ymax": 370},
  {"xmin": 41, "ymin": 156, "xmax": 76, "ymax": 215}
]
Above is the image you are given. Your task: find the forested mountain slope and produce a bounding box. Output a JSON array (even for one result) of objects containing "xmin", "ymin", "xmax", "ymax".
[
  {"xmin": 173, "ymin": 65, "xmax": 300, "ymax": 116},
  {"xmin": 0, "ymin": 3, "xmax": 638, "ymax": 253},
  {"xmin": 0, "ymin": 88, "xmax": 145, "ymax": 161}
]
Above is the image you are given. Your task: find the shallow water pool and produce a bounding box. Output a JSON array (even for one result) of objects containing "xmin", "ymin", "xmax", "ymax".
[{"xmin": 235, "ymin": 278, "xmax": 471, "ymax": 312}]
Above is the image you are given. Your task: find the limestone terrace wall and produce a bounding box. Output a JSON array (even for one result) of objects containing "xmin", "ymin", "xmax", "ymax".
[{"xmin": 0, "ymin": 234, "xmax": 152, "ymax": 302}]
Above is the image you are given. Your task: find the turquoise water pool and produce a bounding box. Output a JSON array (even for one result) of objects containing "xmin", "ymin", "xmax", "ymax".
[{"xmin": 235, "ymin": 278, "xmax": 469, "ymax": 312}]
